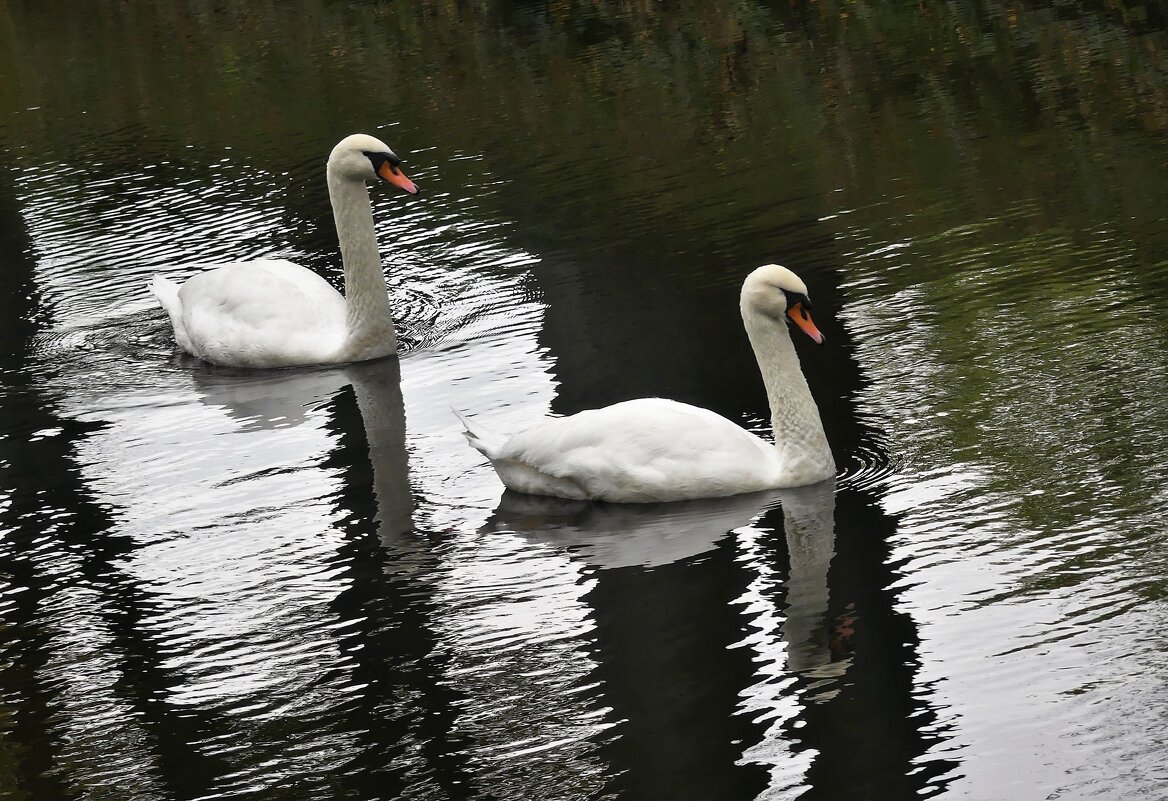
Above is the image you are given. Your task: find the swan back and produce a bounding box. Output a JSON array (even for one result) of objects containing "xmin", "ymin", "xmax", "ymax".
[{"xmin": 471, "ymin": 399, "xmax": 785, "ymax": 502}]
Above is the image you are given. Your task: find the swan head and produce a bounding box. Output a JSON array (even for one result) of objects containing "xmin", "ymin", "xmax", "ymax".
[
  {"xmin": 327, "ymin": 133, "xmax": 419, "ymax": 195},
  {"xmin": 741, "ymin": 263, "xmax": 825, "ymax": 344}
]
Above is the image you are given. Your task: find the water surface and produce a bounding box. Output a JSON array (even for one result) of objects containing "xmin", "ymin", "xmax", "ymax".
[{"xmin": 1, "ymin": 2, "xmax": 1167, "ymax": 799}]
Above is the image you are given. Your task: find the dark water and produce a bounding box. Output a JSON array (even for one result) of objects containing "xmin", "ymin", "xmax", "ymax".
[{"xmin": 2, "ymin": 2, "xmax": 1167, "ymax": 799}]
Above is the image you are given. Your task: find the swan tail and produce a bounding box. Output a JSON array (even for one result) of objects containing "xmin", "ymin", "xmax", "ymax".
[
  {"xmin": 453, "ymin": 409, "xmax": 506, "ymax": 459},
  {"xmin": 149, "ymin": 275, "xmax": 181, "ymax": 315},
  {"xmin": 150, "ymin": 275, "xmax": 193, "ymax": 353}
]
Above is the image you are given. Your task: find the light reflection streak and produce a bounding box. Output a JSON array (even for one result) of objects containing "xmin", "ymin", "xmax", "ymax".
[
  {"xmin": 9, "ymin": 140, "xmax": 603, "ymax": 794},
  {"xmin": 832, "ymin": 208, "xmax": 1168, "ymax": 797},
  {"xmin": 735, "ymin": 481, "xmax": 845, "ymax": 796}
]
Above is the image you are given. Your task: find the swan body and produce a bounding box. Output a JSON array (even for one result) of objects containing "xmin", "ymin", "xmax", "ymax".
[
  {"xmin": 151, "ymin": 133, "xmax": 418, "ymax": 368},
  {"xmin": 457, "ymin": 264, "xmax": 836, "ymax": 502}
]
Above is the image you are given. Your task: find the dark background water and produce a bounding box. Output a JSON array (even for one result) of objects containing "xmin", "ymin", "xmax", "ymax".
[{"xmin": 1, "ymin": 1, "xmax": 1167, "ymax": 799}]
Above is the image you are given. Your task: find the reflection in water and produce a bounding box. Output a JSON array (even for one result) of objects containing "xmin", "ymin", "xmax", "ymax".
[
  {"xmin": 486, "ymin": 491, "xmax": 794, "ymax": 793},
  {"xmin": 318, "ymin": 358, "xmax": 485, "ymax": 800},
  {"xmin": 346, "ymin": 358, "xmax": 415, "ymax": 543},
  {"xmin": 580, "ymin": 520, "xmax": 772, "ymax": 800},
  {"xmin": 190, "ymin": 356, "xmax": 414, "ymax": 541},
  {"xmin": 477, "ymin": 479, "xmax": 942, "ymax": 799},
  {"xmin": 743, "ymin": 482, "xmax": 959, "ymax": 798},
  {"xmin": 774, "ymin": 480, "xmax": 842, "ymax": 682},
  {"xmin": 182, "ymin": 353, "xmax": 480, "ymax": 799},
  {"xmin": 189, "ymin": 360, "xmax": 357, "ymax": 429},
  {"xmin": 2, "ymin": 0, "xmax": 1168, "ymax": 799},
  {"xmin": 483, "ymin": 489, "xmax": 782, "ymax": 569},
  {"xmin": 0, "ymin": 160, "xmax": 232, "ymax": 800}
]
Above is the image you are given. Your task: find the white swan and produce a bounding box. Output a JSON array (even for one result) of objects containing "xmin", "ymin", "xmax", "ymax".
[
  {"xmin": 151, "ymin": 133, "xmax": 419, "ymax": 368},
  {"xmin": 456, "ymin": 264, "xmax": 836, "ymax": 502}
]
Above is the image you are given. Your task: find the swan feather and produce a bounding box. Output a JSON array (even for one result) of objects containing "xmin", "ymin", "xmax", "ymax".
[
  {"xmin": 457, "ymin": 264, "xmax": 836, "ymax": 503},
  {"xmin": 151, "ymin": 134, "xmax": 415, "ymax": 368},
  {"xmin": 462, "ymin": 399, "xmax": 783, "ymax": 503}
]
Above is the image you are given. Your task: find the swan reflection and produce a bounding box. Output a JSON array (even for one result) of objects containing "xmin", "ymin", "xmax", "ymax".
[
  {"xmin": 190, "ymin": 355, "xmax": 413, "ymax": 539},
  {"xmin": 773, "ymin": 479, "xmax": 846, "ymax": 684},
  {"xmin": 481, "ymin": 489, "xmax": 785, "ymax": 569},
  {"xmin": 345, "ymin": 357, "xmax": 413, "ymax": 542},
  {"xmin": 480, "ymin": 478, "xmax": 842, "ymax": 687},
  {"xmin": 187, "ymin": 359, "xmax": 353, "ymax": 429}
]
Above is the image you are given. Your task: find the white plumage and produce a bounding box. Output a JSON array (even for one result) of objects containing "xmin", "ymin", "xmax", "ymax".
[
  {"xmin": 151, "ymin": 133, "xmax": 418, "ymax": 368},
  {"xmin": 457, "ymin": 264, "xmax": 836, "ymax": 502}
]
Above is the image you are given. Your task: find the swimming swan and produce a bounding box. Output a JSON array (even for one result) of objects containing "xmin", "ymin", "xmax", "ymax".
[
  {"xmin": 456, "ymin": 264, "xmax": 836, "ymax": 502},
  {"xmin": 151, "ymin": 133, "xmax": 419, "ymax": 368}
]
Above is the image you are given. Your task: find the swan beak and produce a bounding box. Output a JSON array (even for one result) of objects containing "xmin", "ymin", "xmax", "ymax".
[
  {"xmin": 787, "ymin": 302, "xmax": 825, "ymax": 344},
  {"xmin": 377, "ymin": 161, "xmax": 419, "ymax": 195}
]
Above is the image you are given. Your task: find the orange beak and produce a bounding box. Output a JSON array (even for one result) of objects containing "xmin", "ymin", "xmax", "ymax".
[
  {"xmin": 786, "ymin": 302, "xmax": 825, "ymax": 344},
  {"xmin": 377, "ymin": 160, "xmax": 418, "ymax": 195}
]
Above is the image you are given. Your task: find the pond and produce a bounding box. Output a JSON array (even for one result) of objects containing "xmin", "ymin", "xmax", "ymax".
[{"xmin": 1, "ymin": 2, "xmax": 1167, "ymax": 799}]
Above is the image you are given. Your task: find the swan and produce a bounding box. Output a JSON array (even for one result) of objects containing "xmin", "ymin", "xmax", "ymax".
[
  {"xmin": 456, "ymin": 263, "xmax": 836, "ymax": 502},
  {"xmin": 150, "ymin": 133, "xmax": 419, "ymax": 368}
]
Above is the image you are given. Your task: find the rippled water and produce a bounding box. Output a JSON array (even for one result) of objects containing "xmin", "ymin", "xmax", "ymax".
[{"xmin": 2, "ymin": 2, "xmax": 1167, "ymax": 800}]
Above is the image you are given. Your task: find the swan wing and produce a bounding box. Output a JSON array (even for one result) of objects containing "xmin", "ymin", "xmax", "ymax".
[
  {"xmin": 243, "ymin": 258, "xmax": 341, "ymax": 299},
  {"xmin": 493, "ymin": 398, "xmax": 783, "ymax": 502},
  {"xmin": 174, "ymin": 259, "xmax": 348, "ymax": 367}
]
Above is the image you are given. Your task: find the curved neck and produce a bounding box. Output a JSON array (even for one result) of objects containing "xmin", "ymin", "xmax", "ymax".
[
  {"xmin": 345, "ymin": 359, "xmax": 413, "ymax": 542},
  {"xmin": 327, "ymin": 170, "xmax": 397, "ymax": 358},
  {"xmin": 741, "ymin": 303, "xmax": 834, "ymax": 478}
]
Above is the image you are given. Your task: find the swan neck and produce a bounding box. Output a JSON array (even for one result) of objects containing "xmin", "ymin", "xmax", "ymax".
[
  {"xmin": 741, "ymin": 304, "xmax": 834, "ymax": 479},
  {"xmin": 345, "ymin": 360, "xmax": 414, "ymax": 540},
  {"xmin": 327, "ymin": 169, "xmax": 397, "ymax": 358}
]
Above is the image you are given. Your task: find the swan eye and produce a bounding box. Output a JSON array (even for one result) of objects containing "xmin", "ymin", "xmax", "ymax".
[
  {"xmin": 363, "ymin": 150, "xmax": 402, "ymax": 174},
  {"xmin": 783, "ymin": 290, "xmax": 812, "ymax": 313}
]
